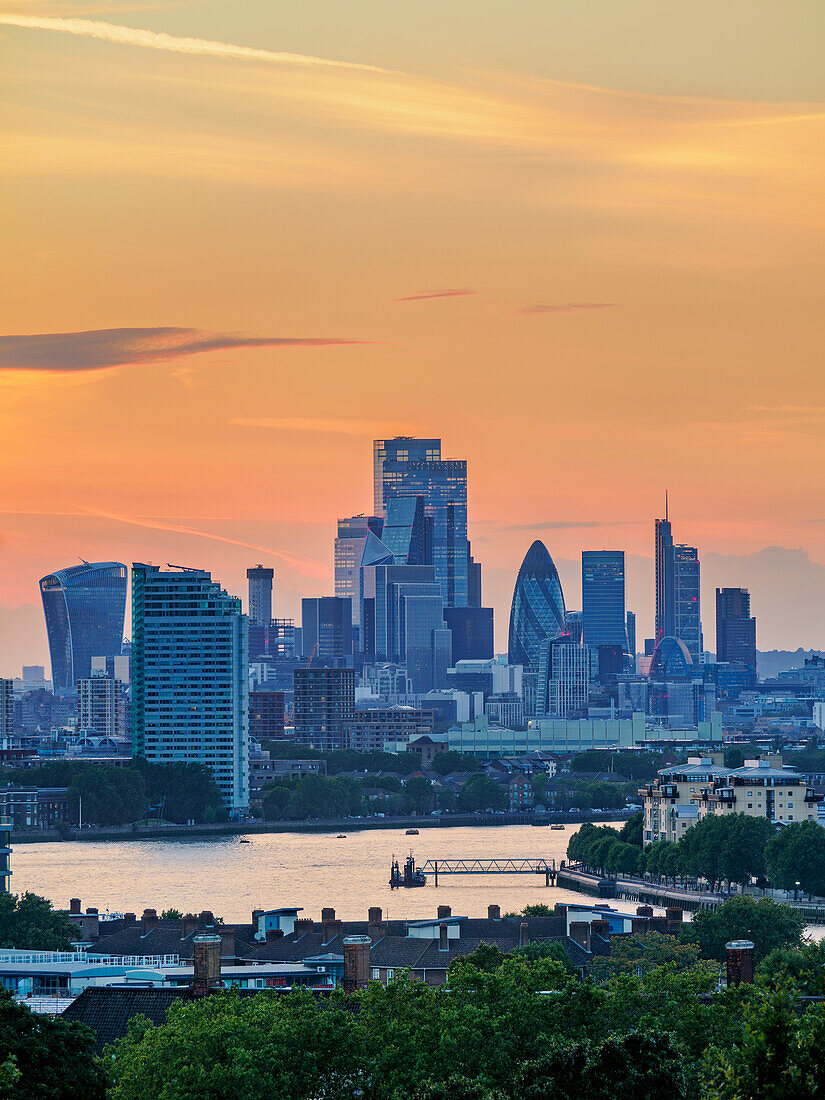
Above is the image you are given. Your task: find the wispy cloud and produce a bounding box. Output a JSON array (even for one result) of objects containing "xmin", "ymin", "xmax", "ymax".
[
  {"xmin": 516, "ymin": 302, "xmax": 615, "ymax": 316},
  {"xmin": 497, "ymin": 519, "xmax": 642, "ymax": 532},
  {"xmin": 0, "ymin": 14, "xmax": 388, "ymax": 73},
  {"xmin": 85, "ymin": 508, "xmax": 329, "ymax": 579},
  {"xmin": 0, "ymin": 328, "xmax": 358, "ymax": 372},
  {"xmin": 393, "ymin": 290, "xmax": 477, "ymax": 303},
  {"xmin": 230, "ymin": 417, "xmax": 417, "ymax": 437}
]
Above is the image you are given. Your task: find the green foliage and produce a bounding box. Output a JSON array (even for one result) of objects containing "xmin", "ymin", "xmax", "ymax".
[
  {"xmin": 133, "ymin": 759, "xmax": 226, "ymax": 824},
  {"xmin": 284, "ymin": 774, "xmax": 364, "ymax": 820},
  {"xmin": 69, "ymin": 765, "xmax": 146, "ymax": 827},
  {"xmin": 757, "ymin": 941, "xmax": 825, "ymax": 995},
  {"xmin": 324, "ymin": 749, "xmax": 420, "ymax": 776},
  {"xmin": 567, "ymin": 822, "xmax": 630, "ymax": 873},
  {"xmin": 0, "ymin": 989, "xmax": 107, "ymax": 1099},
  {"xmin": 0, "ymin": 892, "xmax": 77, "ymax": 951},
  {"xmin": 262, "ymin": 785, "xmax": 291, "ymax": 820},
  {"xmin": 678, "ymin": 814, "xmax": 774, "ymax": 888},
  {"xmin": 588, "ymin": 934, "xmax": 716, "ymax": 984},
  {"xmin": 765, "ymin": 820, "xmax": 825, "ymax": 897},
  {"xmin": 680, "ymin": 896, "xmax": 805, "ymax": 964},
  {"xmin": 567, "ymin": 751, "xmax": 662, "ymax": 783},
  {"xmin": 159, "ymin": 909, "xmax": 183, "ymax": 921},
  {"xmin": 429, "ymin": 751, "xmax": 483, "ymax": 776},
  {"xmin": 437, "ymin": 788, "xmax": 457, "ymax": 812},
  {"xmin": 402, "ymin": 775, "xmax": 435, "ymax": 813},
  {"xmin": 457, "ymin": 774, "xmax": 507, "ymax": 812},
  {"xmin": 571, "ymin": 780, "xmax": 626, "ymax": 811}
]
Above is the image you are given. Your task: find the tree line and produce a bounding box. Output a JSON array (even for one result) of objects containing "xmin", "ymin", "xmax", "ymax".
[{"xmin": 569, "ymin": 812, "xmax": 825, "ymax": 896}]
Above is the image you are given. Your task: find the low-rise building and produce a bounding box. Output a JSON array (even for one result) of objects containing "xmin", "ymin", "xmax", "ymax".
[{"xmin": 0, "ymin": 787, "xmax": 71, "ymax": 830}]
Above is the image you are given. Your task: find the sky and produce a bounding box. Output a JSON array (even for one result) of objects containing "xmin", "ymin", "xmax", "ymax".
[{"xmin": 1, "ymin": 1, "xmax": 824, "ymax": 673}]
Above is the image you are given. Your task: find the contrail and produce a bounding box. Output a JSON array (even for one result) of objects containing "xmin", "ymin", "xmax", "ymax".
[{"xmin": 0, "ymin": 14, "xmax": 390, "ymax": 74}]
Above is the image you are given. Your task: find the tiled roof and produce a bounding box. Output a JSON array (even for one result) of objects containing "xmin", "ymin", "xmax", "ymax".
[{"xmin": 61, "ymin": 987, "xmax": 189, "ymax": 1053}]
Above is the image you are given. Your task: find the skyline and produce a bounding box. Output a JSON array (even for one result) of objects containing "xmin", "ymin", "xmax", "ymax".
[{"xmin": 2, "ymin": 2, "xmax": 824, "ymax": 668}]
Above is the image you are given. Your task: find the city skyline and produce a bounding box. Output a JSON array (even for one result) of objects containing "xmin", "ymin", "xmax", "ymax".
[{"xmin": 2, "ymin": 2, "xmax": 825, "ymax": 667}]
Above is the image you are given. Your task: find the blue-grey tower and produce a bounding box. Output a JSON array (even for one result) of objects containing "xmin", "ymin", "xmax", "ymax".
[{"xmin": 39, "ymin": 562, "xmax": 127, "ymax": 694}]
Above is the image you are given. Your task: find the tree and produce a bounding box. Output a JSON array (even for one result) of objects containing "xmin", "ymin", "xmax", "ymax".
[
  {"xmin": 680, "ymin": 896, "xmax": 805, "ymax": 963},
  {"xmin": 402, "ymin": 776, "xmax": 434, "ymax": 814},
  {"xmin": 262, "ymin": 785, "xmax": 291, "ymax": 821},
  {"xmin": 436, "ymin": 789, "xmax": 457, "ymax": 812},
  {"xmin": 135, "ymin": 760, "xmax": 225, "ymax": 824},
  {"xmin": 160, "ymin": 909, "xmax": 183, "ymax": 920},
  {"xmin": 0, "ymin": 990, "xmax": 107, "ymax": 1100},
  {"xmin": 765, "ymin": 820, "xmax": 825, "ymax": 897},
  {"xmin": 676, "ymin": 813, "xmax": 773, "ymax": 888},
  {"xmin": 429, "ymin": 752, "xmax": 482, "ymax": 776},
  {"xmin": 619, "ymin": 812, "xmax": 643, "ymax": 848},
  {"xmin": 457, "ymin": 774, "xmax": 507, "ymax": 813},
  {"xmin": 588, "ymin": 933, "xmax": 715, "ymax": 983},
  {"xmin": 757, "ymin": 941, "xmax": 825, "ymax": 995},
  {"xmin": 0, "ymin": 893, "xmax": 77, "ymax": 951}
]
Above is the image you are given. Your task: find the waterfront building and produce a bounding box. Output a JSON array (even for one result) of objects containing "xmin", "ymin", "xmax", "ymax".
[
  {"xmin": 507, "ymin": 542, "xmax": 567, "ymax": 697},
  {"xmin": 536, "ymin": 638, "xmax": 594, "ymax": 718},
  {"xmin": 449, "ymin": 713, "xmax": 647, "ymax": 756},
  {"xmin": 131, "ymin": 564, "xmax": 249, "ymax": 814},
  {"xmin": 77, "ymin": 675, "xmax": 124, "ymax": 739},
  {"xmin": 373, "ymin": 437, "xmax": 441, "ymax": 516},
  {"xmin": 293, "ymin": 667, "xmax": 355, "ymax": 751},
  {"xmin": 301, "ymin": 597, "xmax": 353, "ymax": 660},
  {"xmin": 0, "ymin": 787, "xmax": 70, "ymax": 830},
  {"xmin": 246, "ymin": 566, "xmax": 274, "ymax": 627},
  {"xmin": 249, "ymin": 690, "xmax": 285, "ymax": 741},
  {"xmin": 716, "ymin": 588, "xmax": 756, "ymax": 674},
  {"xmin": 0, "ymin": 680, "xmax": 13, "ymax": 739},
  {"xmin": 443, "ymin": 607, "xmax": 493, "ymax": 662},
  {"xmin": 40, "ymin": 562, "xmax": 127, "ymax": 693},
  {"xmin": 581, "ymin": 551, "xmax": 627, "ymax": 650},
  {"xmin": 640, "ymin": 754, "xmax": 822, "ymax": 844}
]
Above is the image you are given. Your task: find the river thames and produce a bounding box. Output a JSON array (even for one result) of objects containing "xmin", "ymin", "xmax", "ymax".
[{"xmin": 11, "ymin": 823, "xmax": 637, "ymax": 922}]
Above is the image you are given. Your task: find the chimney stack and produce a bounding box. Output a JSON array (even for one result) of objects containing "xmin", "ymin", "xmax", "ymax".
[
  {"xmin": 439, "ymin": 923, "xmax": 449, "ymax": 951},
  {"xmin": 488, "ymin": 904, "xmax": 501, "ymax": 920},
  {"xmin": 198, "ymin": 911, "xmax": 215, "ymax": 927},
  {"xmin": 192, "ymin": 934, "xmax": 222, "ymax": 997},
  {"xmin": 123, "ymin": 913, "xmax": 136, "ymax": 927},
  {"xmin": 141, "ymin": 908, "xmax": 158, "ymax": 935},
  {"xmin": 321, "ymin": 907, "xmax": 336, "ymax": 922},
  {"xmin": 368, "ymin": 908, "xmax": 386, "ymax": 942},
  {"xmin": 519, "ymin": 922, "xmax": 529, "ymax": 948},
  {"xmin": 69, "ymin": 898, "xmax": 82, "ymax": 915},
  {"xmin": 636, "ymin": 905, "xmax": 654, "ymax": 918},
  {"xmin": 568, "ymin": 922, "xmax": 591, "ymax": 952},
  {"xmin": 726, "ymin": 940, "xmax": 755, "ymax": 986},
  {"xmin": 343, "ymin": 936, "xmax": 371, "ymax": 993},
  {"xmin": 437, "ymin": 905, "xmax": 451, "ymax": 919}
]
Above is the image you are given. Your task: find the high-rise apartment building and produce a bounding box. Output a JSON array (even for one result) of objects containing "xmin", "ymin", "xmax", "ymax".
[
  {"xmin": 77, "ymin": 674, "xmax": 124, "ymax": 740},
  {"xmin": 131, "ymin": 564, "xmax": 249, "ymax": 814},
  {"xmin": 373, "ymin": 437, "xmax": 441, "ymax": 516},
  {"xmin": 0, "ymin": 680, "xmax": 13, "ymax": 739},
  {"xmin": 247, "ymin": 565, "xmax": 274, "ymax": 627},
  {"xmin": 301, "ymin": 597, "xmax": 353, "ymax": 660},
  {"xmin": 581, "ymin": 551, "xmax": 627, "ymax": 649},
  {"xmin": 293, "ymin": 667, "xmax": 355, "ymax": 751},
  {"xmin": 716, "ymin": 588, "xmax": 757, "ymax": 671},
  {"xmin": 249, "ymin": 690, "xmax": 286, "ymax": 741},
  {"xmin": 40, "ymin": 562, "xmax": 127, "ymax": 693}
]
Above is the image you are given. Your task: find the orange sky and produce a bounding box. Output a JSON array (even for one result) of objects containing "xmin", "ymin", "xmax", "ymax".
[{"xmin": 1, "ymin": 1, "xmax": 824, "ymax": 669}]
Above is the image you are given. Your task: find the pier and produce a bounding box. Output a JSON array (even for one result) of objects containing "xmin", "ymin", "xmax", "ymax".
[{"xmin": 418, "ymin": 858, "xmax": 557, "ymax": 887}]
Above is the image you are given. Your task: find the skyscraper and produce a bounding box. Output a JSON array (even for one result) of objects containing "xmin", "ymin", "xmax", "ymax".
[
  {"xmin": 40, "ymin": 562, "xmax": 127, "ymax": 694},
  {"xmin": 508, "ymin": 541, "xmax": 567, "ymax": 672},
  {"xmin": 716, "ymin": 588, "xmax": 756, "ymax": 671},
  {"xmin": 373, "ymin": 437, "xmax": 441, "ymax": 515},
  {"xmin": 247, "ymin": 565, "xmax": 274, "ymax": 626},
  {"xmin": 334, "ymin": 516, "xmax": 384, "ymax": 623},
  {"xmin": 301, "ymin": 597, "xmax": 353, "ymax": 660},
  {"xmin": 654, "ymin": 504, "xmax": 675, "ymax": 642},
  {"xmin": 626, "ymin": 611, "xmax": 637, "ymax": 659},
  {"xmin": 581, "ymin": 551, "xmax": 627, "ymax": 649},
  {"xmin": 131, "ymin": 564, "xmax": 249, "ymax": 814},
  {"xmin": 536, "ymin": 637, "xmax": 594, "ymax": 718},
  {"xmin": 674, "ymin": 545, "xmax": 702, "ymax": 662},
  {"xmin": 0, "ymin": 679, "xmax": 13, "ymax": 738}
]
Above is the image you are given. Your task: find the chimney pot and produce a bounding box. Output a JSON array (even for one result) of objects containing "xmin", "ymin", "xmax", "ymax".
[
  {"xmin": 437, "ymin": 905, "xmax": 451, "ymax": 919},
  {"xmin": 69, "ymin": 898, "xmax": 82, "ymax": 915},
  {"xmin": 488, "ymin": 905, "xmax": 501, "ymax": 921},
  {"xmin": 141, "ymin": 908, "xmax": 158, "ymax": 934}
]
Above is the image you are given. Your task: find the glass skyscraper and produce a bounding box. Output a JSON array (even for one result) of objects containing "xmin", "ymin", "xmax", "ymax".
[
  {"xmin": 334, "ymin": 515, "xmax": 384, "ymax": 623},
  {"xmin": 301, "ymin": 596, "xmax": 353, "ymax": 659},
  {"xmin": 674, "ymin": 545, "xmax": 702, "ymax": 662},
  {"xmin": 131, "ymin": 564, "xmax": 249, "ymax": 814},
  {"xmin": 508, "ymin": 541, "xmax": 567, "ymax": 673},
  {"xmin": 373, "ymin": 437, "xmax": 441, "ymax": 516},
  {"xmin": 39, "ymin": 562, "xmax": 127, "ymax": 694},
  {"xmin": 716, "ymin": 588, "xmax": 756, "ymax": 671},
  {"xmin": 581, "ymin": 550, "xmax": 627, "ymax": 649}
]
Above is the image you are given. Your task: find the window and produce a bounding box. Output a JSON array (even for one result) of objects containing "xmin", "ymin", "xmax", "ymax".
[
  {"xmin": 372, "ymin": 969, "xmax": 380, "ymax": 981},
  {"xmin": 386, "ymin": 969, "xmax": 395, "ymax": 980}
]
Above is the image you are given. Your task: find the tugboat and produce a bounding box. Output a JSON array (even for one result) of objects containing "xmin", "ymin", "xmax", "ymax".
[
  {"xmin": 405, "ymin": 828, "xmax": 419, "ymax": 835},
  {"xmin": 390, "ymin": 853, "xmax": 427, "ymax": 888}
]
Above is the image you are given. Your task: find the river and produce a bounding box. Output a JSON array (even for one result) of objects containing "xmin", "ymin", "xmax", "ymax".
[{"xmin": 11, "ymin": 822, "xmax": 638, "ymax": 923}]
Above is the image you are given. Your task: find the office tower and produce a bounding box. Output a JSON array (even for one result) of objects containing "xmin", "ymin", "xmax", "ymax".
[
  {"xmin": 301, "ymin": 597, "xmax": 353, "ymax": 660},
  {"xmin": 247, "ymin": 565, "xmax": 274, "ymax": 627},
  {"xmin": 40, "ymin": 562, "xmax": 127, "ymax": 693},
  {"xmin": 581, "ymin": 551, "xmax": 627, "ymax": 649},
  {"xmin": 564, "ymin": 611, "xmax": 583, "ymax": 645},
  {"xmin": 654, "ymin": 503, "xmax": 675, "ymax": 642},
  {"xmin": 0, "ymin": 680, "xmax": 13, "ymax": 738},
  {"xmin": 77, "ymin": 674, "xmax": 123, "ymax": 739},
  {"xmin": 673, "ymin": 545, "xmax": 702, "ymax": 662},
  {"xmin": 404, "ymin": 594, "xmax": 452, "ymax": 693},
  {"xmin": 468, "ymin": 544, "xmax": 482, "ymax": 607},
  {"xmin": 131, "ymin": 564, "xmax": 249, "ymax": 814},
  {"xmin": 293, "ymin": 667, "xmax": 355, "ymax": 751},
  {"xmin": 508, "ymin": 541, "xmax": 567, "ymax": 672},
  {"xmin": 362, "ymin": 562, "xmax": 438, "ymax": 660},
  {"xmin": 248, "ymin": 619, "xmax": 296, "ymax": 661},
  {"xmin": 249, "ymin": 690, "xmax": 286, "ymax": 741},
  {"xmin": 444, "ymin": 607, "xmax": 494, "ymax": 662},
  {"xmin": 380, "ymin": 496, "xmax": 431, "ymax": 565},
  {"xmin": 335, "ymin": 516, "xmax": 384, "ymax": 623},
  {"xmin": 716, "ymin": 588, "xmax": 757, "ymax": 671},
  {"xmin": 536, "ymin": 637, "xmax": 593, "ymax": 718},
  {"xmin": 626, "ymin": 611, "xmax": 636, "ymax": 658},
  {"xmin": 373, "ymin": 437, "xmax": 441, "ymax": 516}
]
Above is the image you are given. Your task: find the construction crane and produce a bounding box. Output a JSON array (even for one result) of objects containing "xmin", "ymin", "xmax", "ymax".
[{"xmin": 305, "ymin": 643, "xmax": 319, "ymax": 669}]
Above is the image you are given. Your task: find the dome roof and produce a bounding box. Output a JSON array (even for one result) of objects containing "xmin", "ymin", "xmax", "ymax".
[
  {"xmin": 507, "ymin": 541, "xmax": 567, "ymax": 671},
  {"xmin": 649, "ymin": 635, "xmax": 694, "ymax": 679}
]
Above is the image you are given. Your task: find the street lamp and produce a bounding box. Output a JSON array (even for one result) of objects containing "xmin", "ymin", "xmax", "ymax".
[{"xmin": 795, "ymin": 880, "xmax": 801, "ymax": 902}]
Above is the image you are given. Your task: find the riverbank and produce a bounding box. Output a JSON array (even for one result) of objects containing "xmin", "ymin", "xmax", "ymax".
[{"xmin": 11, "ymin": 808, "xmax": 635, "ymax": 844}]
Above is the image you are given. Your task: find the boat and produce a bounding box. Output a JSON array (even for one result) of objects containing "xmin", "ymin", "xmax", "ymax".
[
  {"xmin": 406, "ymin": 828, "xmax": 419, "ymax": 835},
  {"xmin": 336, "ymin": 834, "xmax": 347, "ymax": 839},
  {"xmin": 390, "ymin": 854, "xmax": 427, "ymax": 888},
  {"xmin": 239, "ymin": 838, "xmax": 251, "ymax": 844},
  {"xmin": 550, "ymin": 824, "xmax": 565, "ymax": 830}
]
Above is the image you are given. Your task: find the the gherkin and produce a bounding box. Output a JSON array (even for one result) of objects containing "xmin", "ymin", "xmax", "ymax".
[{"xmin": 508, "ymin": 540, "xmax": 566, "ymax": 671}]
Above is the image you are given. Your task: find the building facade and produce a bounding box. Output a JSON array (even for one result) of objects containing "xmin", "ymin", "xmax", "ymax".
[
  {"xmin": 77, "ymin": 675, "xmax": 124, "ymax": 739},
  {"xmin": 581, "ymin": 551, "xmax": 627, "ymax": 650},
  {"xmin": 673, "ymin": 545, "xmax": 702, "ymax": 662},
  {"xmin": 301, "ymin": 597, "xmax": 353, "ymax": 660},
  {"xmin": 0, "ymin": 680, "xmax": 13, "ymax": 738},
  {"xmin": 373, "ymin": 437, "xmax": 441, "ymax": 516},
  {"xmin": 39, "ymin": 562, "xmax": 127, "ymax": 694},
  {"xmin": 249, "ymin": 690, "xmax": 286, "ymax": 741},
  {"xmin": 536, "ymin": 639, "xmax": 593, "ymax": 718},
  {"xmin": 131, "ymin": 564, "xmax": 249, "ymax": 814},
  {"xmin": 247, "ymin": 566, "xmax": 274, "ymax": 627},
  {"xmin": 508, "ymin": 541, "xmax": 567, "ymax": 716},
  {"xmin": 716, "ymin": 588, "xmax": 756, "ymax": 672},
  {"xmin": 293, "ymin": 667, "xmax": 355, "ymax": 752}
]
